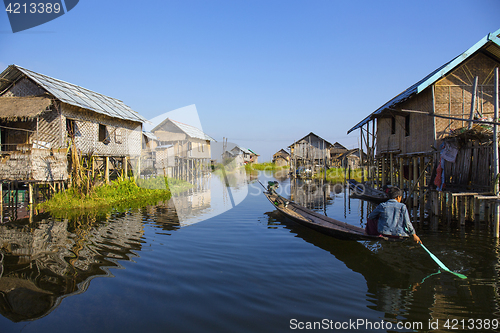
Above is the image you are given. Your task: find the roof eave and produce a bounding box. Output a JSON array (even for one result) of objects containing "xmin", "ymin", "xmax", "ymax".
[{"xmin": 347, "ymin": 29, "xmax": 500, "ymax": 135}]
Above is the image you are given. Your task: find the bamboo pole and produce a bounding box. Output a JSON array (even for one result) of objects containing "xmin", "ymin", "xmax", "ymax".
[
  {"xmin": 468, "ymin": 76, "xmax": 479, "ymax": 130},
  {"xmin": 105, "ymin": 156, "xmax": 109, "ymax": 183},
  {"xmin": 28, "ymin": 182, "xmax": 33, "ymax": 205},
  {"xmin": 124, "ymin": 156, "xmax": 128, "ymax": 178}
]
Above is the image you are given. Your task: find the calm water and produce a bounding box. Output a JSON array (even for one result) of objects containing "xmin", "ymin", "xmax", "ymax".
[{"xmin": 0, "ymin": 171, "xmax": 499, "ymax": 333}]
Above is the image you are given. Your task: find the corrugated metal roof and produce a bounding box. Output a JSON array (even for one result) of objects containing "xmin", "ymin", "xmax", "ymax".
[
  {"xmin": 347, "ymin": 28, "xmax": 500, "ymax": 134},
  {"xmin": 153, "ymin": 118, "xmax": 215, "ymax": 141},
  {"xmin": 142, "ymin": 131, "xmax": 158, "ymax": 141},
  {"xmin": 0, "ymin": 65, "xmax": 147, "ymax": 123}
]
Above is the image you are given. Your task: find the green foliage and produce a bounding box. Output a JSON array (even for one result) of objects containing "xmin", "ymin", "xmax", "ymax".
[
  {"xmin": 136, "ymin": 176, "xmax": 194, "ymax": 194},
  {"xmin": 38, "ymin": 178, "xmax": 171, "ymax": 214},
  {"xmin": 313, "ymin": 167, "xmax": 362, "ymax": 182},
  {"xmin": 246, "ymin": 162, "xmax": 289, "ymax": 171}
]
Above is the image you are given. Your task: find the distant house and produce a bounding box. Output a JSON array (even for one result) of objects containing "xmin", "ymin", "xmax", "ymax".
[
  {"xmin": 141, "ymin": 131, "xmax": 159, "ymax": 174},
  {"xmin": 224, "ymin": 145, "xmax": 259, "ymax": 166},
  {"xmin": 151, "ymin": 118, "xmax": 215, "ymax": 178},
  {"xmin": 272, "ymin": 149, "xmax": 290, "ymax": 167},
  {"xmin": 330, "ymin": 142, "xmax": 348, "ymax": 155},
  {"xmin": 330, "ymin": 148, "xmax": 364, "ymax": 169},
  {"xmin": 0, "ymin": 65, "xmax": 146, "ymax": 182},
  {"xmin": 289, "ymin": 132, "xmax": 332, "ymax": 173}
]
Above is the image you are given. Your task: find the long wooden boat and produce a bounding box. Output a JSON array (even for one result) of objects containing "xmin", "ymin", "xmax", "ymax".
[
  {"xmin": 264, "ymin": 189, "xmax": 406, "ymax": 241},
  {"xmin": 347, "ymin": 179, "xmax": 389, "ymax": 203}
]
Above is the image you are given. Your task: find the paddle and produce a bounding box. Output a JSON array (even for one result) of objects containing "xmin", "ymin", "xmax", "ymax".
[{"xmin": 420, "ymin": 243, "xmax": 467, "ymax": 279}]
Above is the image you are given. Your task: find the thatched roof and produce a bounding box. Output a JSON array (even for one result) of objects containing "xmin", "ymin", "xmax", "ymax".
[{"xmin": 0, "ymin": 96, "xmax": 52, "ymax": 121}]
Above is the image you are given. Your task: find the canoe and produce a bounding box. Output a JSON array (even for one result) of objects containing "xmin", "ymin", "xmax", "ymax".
[
  {"xmin": 347, "ymin": 179, "xmax": 389, "ymax": 203},
  {"xmin": 264, "ymin": 189, "xmax": 407, "ymax": 241}
]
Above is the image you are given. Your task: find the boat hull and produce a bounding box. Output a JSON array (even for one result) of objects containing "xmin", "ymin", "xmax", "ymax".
[{"xmin": 264, "ymin": 191, "xmax": 406, "ymax": 242}]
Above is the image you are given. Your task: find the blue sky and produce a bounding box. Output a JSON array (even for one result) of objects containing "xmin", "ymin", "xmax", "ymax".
[{"xmin": 1, "ymin": 0, "xmax": 499, "ymax": 161}]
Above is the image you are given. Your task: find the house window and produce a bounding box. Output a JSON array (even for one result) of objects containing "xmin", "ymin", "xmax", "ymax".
[
  {"xmin": 391, "ymin": 116, "xmax": 396, "ymax": 135},
  {"xmin": 66, "ymin": 118, "xmax": 75, "ymax": 138},
  {"xmin": 405, "ymin": 115, "xmax": 410, "ymax": 137},
  {"xmin": 99, "ymin": 124, "xmax": 109, "ymax": 143}
]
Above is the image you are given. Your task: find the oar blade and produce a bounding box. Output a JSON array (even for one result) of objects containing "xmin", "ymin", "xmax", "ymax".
[{"xmin": 421, "ymin": 244, "xmax": 467, "ymax": 279}]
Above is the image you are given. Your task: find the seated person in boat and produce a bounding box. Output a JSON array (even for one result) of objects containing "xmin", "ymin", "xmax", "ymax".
[{"xmin": 367, "ymin": 187, "xmax": 421, "ymax": 243}]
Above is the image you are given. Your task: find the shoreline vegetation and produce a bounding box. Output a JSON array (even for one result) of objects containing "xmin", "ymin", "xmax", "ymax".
[
  {"xmin": 37, "ymin": 176, "xmax": 193, "ymax": 216},
  {"xmin": 313, "ymin": 167, "xmax": 362, "ymax": 183}
]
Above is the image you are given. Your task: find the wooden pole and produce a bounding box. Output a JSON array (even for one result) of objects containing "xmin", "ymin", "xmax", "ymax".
[
  {"xmin": 28, "ymin": 182, "xmax": 33, "ymax": 205},
  {"xmin": 399, "ymin": 157, "xmax": 404, "ymax": 189},
  {"xmin": 360, "ymin": 128, "xmax": 364, "ymax": 183},
  {"xmin": 381, "ymin": 155, "xmax": 386, "ymax": 186},
  {"xmin": 105, "ymin": 156, "xmax": 109, "ymax": 183},
  {"xmin": 420, "ymin": 156, "xmax": 425, "ymax": 222},
  {"xmin": 468, "ymin": 76, "xmax": 479, "ymax": 130},
  {"xmin": 493, "ymin": 67, "xmax": 499, "ymax": 237},
  {"xmin": 389, "ymin": 153, "xmax": 394, "ymax": 185},
  {"xmin": 124, "ymin": 156, "xmax": 128, "ymax": 178},
  {"xmin": 413, "ymin": 156, "xmax": 418, "ymax": 208}
]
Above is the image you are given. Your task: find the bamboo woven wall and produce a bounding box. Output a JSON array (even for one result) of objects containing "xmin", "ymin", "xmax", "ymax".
[
  {"xmin": 62, "ymin": 104, "xmax": 142, "ymax": 157},
  {"xmin": 435, "ymin": 52, "xmax": 500, "ymax": 140},
  {"xmin": 0, "ymin": 148, "xmax": 68, "ymax": 181},
  {"xmin": 2, "ymin": 77, "xmax": 143, "ymax": 157}
]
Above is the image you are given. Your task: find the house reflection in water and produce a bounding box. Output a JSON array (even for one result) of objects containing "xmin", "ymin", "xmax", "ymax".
[{"xmin": 0, "ymin": 211, "xmax": 146, "ymax": 322}]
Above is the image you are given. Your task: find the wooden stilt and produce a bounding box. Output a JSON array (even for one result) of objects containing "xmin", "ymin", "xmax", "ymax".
[
  {"xmin": 381, "ymin": 155, "xmax": 386, "ymax": 186},
  {"xmin": 105, "ymin": 156, "xmax": 110, "ymax": 183},
  {"xmin": 390, "ymin": 153, "xmax": 394, "ymax": 186},
  {"xmin": 413, "ymin": 156, "xmax": 418, "ymax": 209},
  {"xmin": 399, "ymin": 157, "xmax": 404, "ymax": 190},
  {"xmin": 28, "ymin": 182, "xmax": 33, "ymax": 205},
  {"xmin": 419, "ymin": 156, "xmax": 425, "ymax": 222}
]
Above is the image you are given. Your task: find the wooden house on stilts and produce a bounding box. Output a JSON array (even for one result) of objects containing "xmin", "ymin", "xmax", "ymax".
[
  {"xmin": 0, "ymin": 65, "xmax": 146, "ymax": 209},
  {"xmin": 152, "ymin": 118, "xmax": 215, "ymax": 179},
  {"xmin": 289, "ymin": 132, "xmax": 332, "ymax": 177},
  {"xmin": 348, "ymin": 28, "xmax": 500, "ymax": 229}
]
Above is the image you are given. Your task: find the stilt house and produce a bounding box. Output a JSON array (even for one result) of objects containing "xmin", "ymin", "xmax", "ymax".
[
  {"xmin": 152, "ymin": 118, "xmax": 215, "ymax": 178},
  {"xmin": 272, "ymin": 149, "xmax": 290, "ymax": 167},
  {"xmin": 0, "ymin": 65, "xmax": 146, "ymax": 183},
  {"xmin": 289, "ymin": 132, "xmax": 332, "ymax": 173},
  {"xmin": 348, "ymin": 28, "xmax": 500, "ymax": 193}
]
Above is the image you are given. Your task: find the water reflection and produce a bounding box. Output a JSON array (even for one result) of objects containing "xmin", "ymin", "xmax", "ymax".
[
  {"xmin": 265, "ymin": 175, "xmax": 500, "ymax": 331},
  {"xmin": 0, "ymin": 211, "xmax": 145, "ymax": 322},
  {"xmin": 170, "ymin": 169, "xmax": 249, "ymax": 226},
  {"xmin": 0, "ymin": 169, "xmax": 252, "ymax": 323}
]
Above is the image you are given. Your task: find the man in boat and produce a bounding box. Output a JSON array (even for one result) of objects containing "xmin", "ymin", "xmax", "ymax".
[{"xmin": 367, "ymin": 187, "xmax": 421, "ymax": 243}]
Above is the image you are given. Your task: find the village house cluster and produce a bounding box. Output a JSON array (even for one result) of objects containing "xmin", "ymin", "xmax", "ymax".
[
  {"xmin": 1, "ymin": 28, "xmax": 500, "ymax": 231},
  {"xmin": 0, "ymin": 64, "xmax": 260, "ymax": 209}
]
